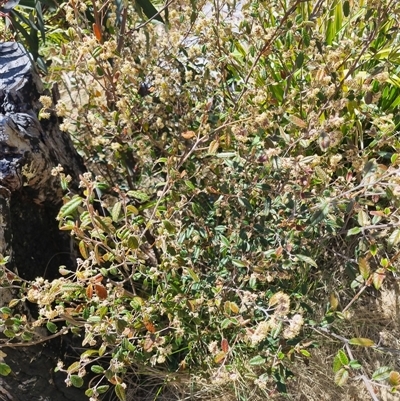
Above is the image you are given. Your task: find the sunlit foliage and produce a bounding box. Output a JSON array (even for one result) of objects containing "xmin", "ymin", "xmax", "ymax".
[{"xmin": 1, "ymin": 0, "xmax": 400, "ymax": 399}]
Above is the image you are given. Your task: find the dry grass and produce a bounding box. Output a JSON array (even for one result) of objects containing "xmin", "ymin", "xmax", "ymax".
[{"xmin": 283, "ymin": 279, "xmax": 400, "ymax": 401}]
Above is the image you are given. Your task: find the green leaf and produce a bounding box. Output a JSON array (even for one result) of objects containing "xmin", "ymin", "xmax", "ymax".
[
  {"xmin": 9, "ymin": 11, "xmax": 39, "ymax": 58},
  {"xmin": 334, "ymin": 367, "xmax": 349, "ymax": 386},
  {"xmin": 296, "ymin": 254, "xmax": 317, "ymax": 268},
  {"xmin": 46, "ymin": 321, "xmax": 58, "ymax": 334},
  {"xmin": 187, "ymin": 268, "xmax": 200, "ymax": 282},
  {"xmin": 219, "ymin": 235, "xmax": 230, "ymax": 248},
  {"xmin": 127, "ymin": 235, "xmax": 139, "ymax": 250},
  {"xmin": 249, "ymin": 355, "xmax": 266, "ymax": 366},
  {"xmin": 127, "ymin": 190, "xmax": 150, "ymax": 202},
  {"xmin": 0, "ymin": 363, "xmax": 11, "ymax": 376},
  {"xmin": 221, "ymin": 318, "xmax": 233, "ymax": 329},
  {"xmin": 70, "ymin": 375, "xmax": 84, "ymax": 388},
  {"xmin": 300, "ymin": 349, "xmax": 311, "ymax": 357},
  {"xmin": 3, "ymin": 330, "xmax": 15, "ymax": 338},
  {"xmin": 216, "ymin": 152, "xmax": 236, "ymax": 158},
  {"xmin": 111, "ymin": 201, "xmax": 122, "ymax": 222},
  {"xmin": 81, "ymin": 349, "xmax": 99, "ymax": 358},
  {"xmin": 8, "ymin": 299, "xmax": 19, "ymax": 308},
  {"xmin": 310, "ymin": 202, "xmax": 329, "ymax": 225},
  {"xmin": 122, "ymin": 338, "xmax": 135, "ymax": 352},
  {"xmin": 295, "ymin": 52, "xmax": 304, "ymax": 68},
  {"xmin": 130, "ymin": 296, "xmax": 144, "ymax": 309},
  {"xmin": 0, "ymin": 307, "xmax": 12, "ymax": 315},
  {"xmin": 343, "ymin": 0, "xmax": 350, "ymax": 17},
  {"xmin": 35, "ymin": 0, "xmax": 45, "ymax": 42},
  {"xmin": 348, "ymin": 337, "xmax": 375, "ymax": 347},
  {"xmin": 59, "ymin": 196, "xmax": 83, "ymax": 218},
  {"xmin": 357, "ymin": 210, "xmax": 370, "ymax": 227},
  {"xmin": 370, "ymin": 243, "xmax": 378, "ymax": 256},
  {"xmin": 18, "ymin": 0, "xmax": 36, "ymax": 8},
  {"xmin": 270, "ymin": 84, "xmax": 284, "ymax": 103},
  {"xmin": 337, "ymin": 349, "xmax": 349, "ymax": 366},
  {"xmin": 91, "ymin": 365, "xmax": 104, "ymax": 374},
  {"xmin": 163, "ymin": 220, "xmax": 176, "ymax": 234},
  {"xmin": 115, "ymin": 383, "xmax": 126, "ymax": 401},
  {"xmin": 347, "ymin": 227, "xmax": 361, "ymax": 236},
  {"xmin": 87, "ymin": 316, "xmax": 101, "ymax": 323},
  {"xmin": 349, "ymin": 360, "xmax": 362, "ymax": 369},
  {"xmin": 185, "ymin": 180, "xmax": 195, "ymax": 190},
  {"xmin": 135, "ymin": 0, "xmax": 164, "ymax": 23},
  {"xmin": 372, "ymin": 366, "xmax": 392, "ymax": 381},
  {"xmin": 238, "ymin": 197, "xmax": 252, "ymax": 210},
  {"xmin": 116, "ymin": 319, "xmax": 128, "ymax": 334},
  {"xmin": 388, "ymin": 229, "xmax": 400, "ymax": 249},
  {"xmin": 97, "ymin": 385, "xmax": 110, "ymax": 394},
  {"xmin": 99, "ymin": 343, "xmax": 107, "ymax": 357},
  {"xmin": 232, "ymin": 259, "xmax": 247, "ymax": 267},
  {"xmin": 351, "ymin": 274, "xmax": 364, "ymax": 289},
  {"xmin": 21, "ymin": 332, "xmax": 33, "ymax": 341},
  {"xmin": 67, "ymin": 361, "xmax": 80, "ymax": 373}
]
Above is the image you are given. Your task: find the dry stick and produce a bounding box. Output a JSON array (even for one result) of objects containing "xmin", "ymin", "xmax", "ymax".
[
  {"xmin": 116, "ymin": 5, "xmax": 127, "ymax": 54},
  {"xmin": 0, "ymin": 327, "xmax": 70, "ymax": 349},
  {"xmin": 342, "ymin": 283, "xmax": 369, "ymax": 314},
  {"xmin": 344, "ymin": 343, "xmax": 380, "ymax": 401}
]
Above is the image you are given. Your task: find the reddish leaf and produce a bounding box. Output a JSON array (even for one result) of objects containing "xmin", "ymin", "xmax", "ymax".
[
  {"xmin": 92, "ymin": 273, "xmax": 104, "ymax": 283},
  {"xmin": 95, "ymin": 284, "xmax": 108, "ymax": 300},
  {"xmin": 93, "ymin": 23, "xmax": 102, "ymax": 42},
  {"xmin": 221, "ymin": 338, "xmax": 229, "ymax": 352},
  {"xmin": 144, "ymin": 319, "xmax": 156, "ymax": 333},
  {"xmin": 86, "ymin": 284, "xmax": 93, "ymax": 299}
]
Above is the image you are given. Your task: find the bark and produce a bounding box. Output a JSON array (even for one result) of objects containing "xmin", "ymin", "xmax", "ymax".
[{"xmin": 0, "ymin": 42, "xmax": 87, "ymax": 401}]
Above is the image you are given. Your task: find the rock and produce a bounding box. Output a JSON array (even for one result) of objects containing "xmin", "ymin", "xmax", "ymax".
[{"xmin": 0, "ymin": 42, "xmax": 87, "ymax": 401}]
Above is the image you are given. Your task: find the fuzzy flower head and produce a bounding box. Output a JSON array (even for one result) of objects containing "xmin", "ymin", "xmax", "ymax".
[
  {"xmin": 269, "ymin": 291, "xmax": 290, "ymax": 317},
  {"xmin": 283, "ymin": 314, "xmax": 304, "ymax": 339},
  {"xmin": 249, "ymin": 321, "xmax": 270, "ymax": 346}
]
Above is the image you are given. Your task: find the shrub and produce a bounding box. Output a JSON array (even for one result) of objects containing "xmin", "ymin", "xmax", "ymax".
[{"xmin": 2, "ymin": 0, "xmax": 400, "ymax": 400}]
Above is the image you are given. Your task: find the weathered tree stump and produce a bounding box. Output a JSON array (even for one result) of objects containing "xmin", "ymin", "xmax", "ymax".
[{"xmin": 0, "ymin": 42, "xmax": 87, "ymax": 401}]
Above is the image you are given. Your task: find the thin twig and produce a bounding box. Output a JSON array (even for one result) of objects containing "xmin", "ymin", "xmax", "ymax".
[
  {"xmin": 0, "ymin": 327, "xmax": 69, "ymax": 349},
  {"xmin": 344, "ymin": 343, "xmax": 380, "ymax": 401}
]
